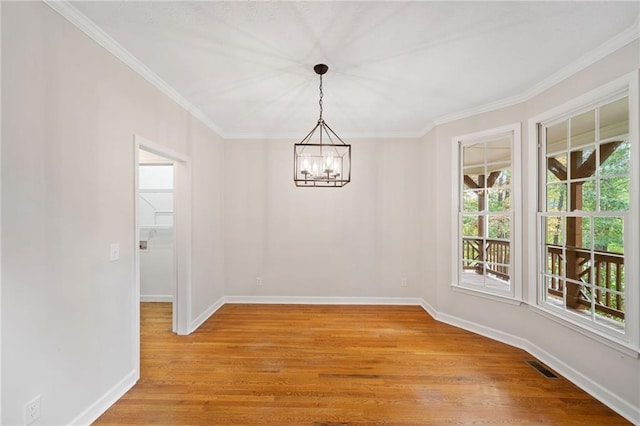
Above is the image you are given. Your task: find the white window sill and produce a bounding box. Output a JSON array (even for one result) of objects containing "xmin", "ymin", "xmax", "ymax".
[
  {"xmin": 451, "ymin": 283, "xmax": 523, "ymax": 306},
  {"xmin": 529, "ymin": 304, "xmax": 639, "ymax": 358}
]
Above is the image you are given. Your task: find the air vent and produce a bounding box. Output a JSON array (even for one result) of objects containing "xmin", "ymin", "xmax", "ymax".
[
  {"xmin": 526, "ymin": 360, "xmax": 559, "ymax": 378},
  {"xmin": 313, "ymin": 423, "xmax": 348, "ymax": 426}
]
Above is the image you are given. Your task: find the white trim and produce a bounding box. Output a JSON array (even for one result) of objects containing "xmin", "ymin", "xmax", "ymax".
[
  {"xmin": 189, "ymin": 296, "xmax": 226, "ymax": 333},
  {"xmin": 419, "ymin": 299, "xmax": 438, "ymax": 319},
  {"xmin": 427, "ymin": 305, "xmax": 529, "ymax": 350},
  {"xmin": 450, "ymin": 135, "xmax": 460, "ymax": 287},
  {"xmin": 135, "ymin": 135, "xmax": 191, "ymax": 165},
  {"xmin": 223, "ymin": 130, "xmax": 426, "ymax": 141},
  {"xmin": 68, "ymin": 370, "xmax": 137, "ymax": 426},
  {"xmin": 433, "ymin": 19, "xmax": 640, "ymax": 127},
  {"xmin": 133, "ymin": 145, "xmax": 141, "ymax": 380},
  {"xmin": 526, "ymin": 71, "xmax": 640, "ymax": 352},
  {"xmin": 414, "ymin": 122, "xmax": 436, "ymax": 141},
  {"xmin": 526, "ymin": 114, "xmax": 540, "ymax": 306},
  {"xmin": 140, "ymin": 295, "xmax": 173, "ymax": 303},
  {"xmin": 0, "ymin": 1, "xmax": 3, "ymax": 419},
  {"xmin": 175, "ymin": 157, "xmax": 193, "ymax": 335},
  {"xmin": 417, "ymin": 300, "xmax": 639, "ymax": 424},
  {"xmin": 450, "ymin": 285, "xmax": 523, "ymax": 306},
  {"xmin": 626, "ymin": 71, "xmax": 640, "ymax": 351},
  {"xmin": 451, "ymin": 122, "xmax": 522, "ymax": 301},
  {"xmin": 527, "ymin": 74, "xmax": 635, "ymax": 129},
  {"xmin": 529, "ymin": 304, "xmax": 639, "ymax": 358},
  {"xmin": 43, "ymin": 1, "xmax": 226, "ymax": 139},
  {"xmin": 223, "ymin": 296, "xmax": 424, "ymax": 306}
]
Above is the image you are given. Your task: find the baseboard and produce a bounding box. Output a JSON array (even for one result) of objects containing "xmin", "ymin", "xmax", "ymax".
[
  {"xmin": 68, "ymin": 369, "xmax": 137, "ymax": 425},
  {"xmin": 434, "ymin": 310, "xmax": 530, "ymax": 350},
  {"xmin": 524, "ymin": 342, "xmax": 640, "ymax": 424},
  {"xmin": 140, "ymin": 294, "xmax": 172, "ymax": 302},
  {"xmin": 417, "ymin": 299, "xmax": 639, "ymax": 424},
  {"xmin": 418, "ymin": 299, "xmax": 437, "ymax": 319},
  {"xmin": 418, "ymin": 300, "xmax": 528, "ymax": 349},
  {"xmin": 224, "ymin": 295, "xmax": 423, "ymax": 305},
  {"xmin": 189, "ymin": 296, "xmax": 225, "ymax": 333}
]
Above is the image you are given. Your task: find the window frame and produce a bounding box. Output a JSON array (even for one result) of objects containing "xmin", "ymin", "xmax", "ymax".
[
  {"xmin": 527, "ymin": 71, "xmax": 639, "ymax": 353},
  {"xmin": 451, "ymin": 123, "xmax": 522, "ymax": 302}
]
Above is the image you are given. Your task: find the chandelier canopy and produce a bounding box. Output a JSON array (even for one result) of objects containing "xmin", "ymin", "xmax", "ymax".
[{"xmin": 294, "ymin": 64, "xmax": 351, "ymax": 187}]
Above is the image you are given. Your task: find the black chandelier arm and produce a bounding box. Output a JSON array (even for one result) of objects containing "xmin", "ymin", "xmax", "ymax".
[
  {"xmin": 298, "ymin": 121, "xmax": 321, "ymax": 145},
  {"xmin": 323, "ymin": 126, "xmax": 339, "ymax": 153}
]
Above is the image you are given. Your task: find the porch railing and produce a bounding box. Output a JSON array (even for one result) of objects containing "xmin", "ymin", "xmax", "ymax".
[
  {"xmin": 462, "ymin": 237, "xmax": 510, "ymax": 281},
  {"xmin": 546, "ymin": 245, "xmax": 624, "ymax": 320}
]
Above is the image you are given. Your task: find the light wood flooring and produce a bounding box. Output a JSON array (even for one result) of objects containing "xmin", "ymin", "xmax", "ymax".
[{"xmin": 94, "ymin": 303, "xmax": 630, "ymax": 425}]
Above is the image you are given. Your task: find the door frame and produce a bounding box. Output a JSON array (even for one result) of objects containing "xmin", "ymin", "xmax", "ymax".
[{"xmin": 133, "ymin": 135, "xmax": 192, "ymax": 375}]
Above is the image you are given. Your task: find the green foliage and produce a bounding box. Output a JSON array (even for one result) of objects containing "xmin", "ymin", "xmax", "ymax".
[
  {"xmin": 461, "ymin": 168, "xmax": 511, "ymax": 239},
  {"xmin": 462, "ymin": 215, "xmax": 478, "ymax": 237},
  {"xmin": 546, "ymin": 141, "xmax": 629, "ymax": 253},
  {"xmin": 542, "ymin": 141, "xmax": 629, "ymax": 323}
]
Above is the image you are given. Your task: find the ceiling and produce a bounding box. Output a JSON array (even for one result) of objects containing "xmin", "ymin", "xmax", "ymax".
[{"xmin": 68, "ymin": 1, "xmax": 640, "ymax": 140}]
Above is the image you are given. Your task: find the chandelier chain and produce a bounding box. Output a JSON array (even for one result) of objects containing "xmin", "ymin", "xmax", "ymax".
[{"xmin": 318, "ymin": 74, "xmax": 323, "ymax": 122}]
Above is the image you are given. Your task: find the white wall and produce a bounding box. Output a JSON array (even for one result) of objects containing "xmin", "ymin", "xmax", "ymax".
[
  {"xmin": 2, "ymin": 1, "xmax": 638, "ymax": 424},
  {"xmin": 423, "ymin": 40, "xmax": 640, "ymax": 421},
  {"xmin": 191, "ymin": 125, "xmax": 225, "ymax": 322},
  {"xmin": 420, "ymin": 129, "xmax": 438, "ymax": 308},
  {"xmin": 1, "ymin": 2, "xmax": 225, "ymax": 424},
  {"xmin": 140, "ymin": 229, "xmax": 173, "ymax": 299},
  {"xmin": 224, "ymin": 138, "xmax": 422, "ymax": 299}
]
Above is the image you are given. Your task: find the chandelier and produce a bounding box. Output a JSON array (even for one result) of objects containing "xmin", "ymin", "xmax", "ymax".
[{"xmin": 294, "ymin": 64, "xmax": 351, "ymax": 187}]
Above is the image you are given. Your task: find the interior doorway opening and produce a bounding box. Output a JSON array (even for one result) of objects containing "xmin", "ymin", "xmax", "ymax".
[
  {"xmin": 138, "ymin": 152, "xmax": 175, "ymax": 329},
  {"xmin": 133, "ymin": 135, "xmax": 192, "ymax": 378}
]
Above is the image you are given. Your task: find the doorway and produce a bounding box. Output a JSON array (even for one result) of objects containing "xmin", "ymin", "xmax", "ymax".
[
  {"xmin": 133, "ymin": 135, "xmax": 192, "ymax": 377},
  {"xmin": 138, "ymin": 156, "xmax": 175, "ymax": 323}
]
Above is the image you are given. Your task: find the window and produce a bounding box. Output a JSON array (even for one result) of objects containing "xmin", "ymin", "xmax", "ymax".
[
  {"xmin": 533, "ymin": 75, "xmax": 638, "ymax": 349},
  {"xmin": 454, "ymin": 124, "xmax": 521, "ymax": 300}
]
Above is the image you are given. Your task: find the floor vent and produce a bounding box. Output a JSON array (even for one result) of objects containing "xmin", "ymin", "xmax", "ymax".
[
  {"xmin": 314, "ymin": 423, "xmax": 348, "ymax": 426},
  {"xmin": 526, "ymin": 360, "xmax": 559, "ymax": 378}
]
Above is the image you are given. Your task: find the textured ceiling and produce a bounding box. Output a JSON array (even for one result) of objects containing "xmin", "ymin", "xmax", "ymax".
[{"xmin": 69, "ymin": 1, "xmax": 640, "ymax": 139}]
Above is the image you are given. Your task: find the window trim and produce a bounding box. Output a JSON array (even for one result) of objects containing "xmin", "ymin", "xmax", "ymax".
[
  {"xmin": 451, "ymin": 122, "xmax": 522, "ymax": 302},
  {"xmin": 527, "ymin": 71, "xmax": 639, "ymax": 352}
]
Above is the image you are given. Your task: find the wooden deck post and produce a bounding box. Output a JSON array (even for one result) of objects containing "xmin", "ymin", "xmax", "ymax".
[
  {"xmin": 566, "ymin": 198, "xmax": 582, "ymax": 307},
  {"xmin": 545, "ymin": 141, "xmax": 624, "ymax": 315},
  {"xmin": 566, "ymin": 150, "xmax": 584, "ymax": 309}
]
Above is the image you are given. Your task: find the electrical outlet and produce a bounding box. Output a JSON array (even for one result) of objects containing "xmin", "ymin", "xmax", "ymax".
[
  {"xmin": 109, "ymin": 243, "xmax": 120, "ymax": 262},
  {"xmin": 401, "ymin": 277, "xmax": 408, "ymax": 287},
  {"xmin": 24, "ymin": 395, "xmax": 41, "ymax": 425},
  {"xmin": 256, "ymin": 277, "xmax": 263, "ymax": 286}
]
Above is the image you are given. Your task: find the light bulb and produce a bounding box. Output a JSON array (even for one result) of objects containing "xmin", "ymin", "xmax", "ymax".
[
  {"xmin": 324, "ymin": 151, "xmax": 335, "ymax": 173},
  {"xmin": 312, "ymin": 157, "xmax": 320, "ymax": 176},
  {"xmin": 300, "ymin": 153, "xmax": 311, "ymax": 175}
]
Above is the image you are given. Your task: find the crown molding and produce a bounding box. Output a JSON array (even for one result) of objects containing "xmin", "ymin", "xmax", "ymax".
[
  {"xmin": 222, "ymin": 129, "xmax": 426, "ymax": 141},
  {"xmin": 433, "ymin": 16, "xmax": 640, "ymax": 127},
  {"xmin": 44, "ymin": 0, "xmax": 228, "ymax": 139},
  {"xmin": 416, "ymin": 121, "xmax": 436, "ymax": 139}
]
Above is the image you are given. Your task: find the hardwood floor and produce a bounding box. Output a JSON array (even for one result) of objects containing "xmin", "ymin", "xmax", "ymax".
[{"xmin": 94, "ymin": 303, "xmax": 630, "ymax": 425}]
